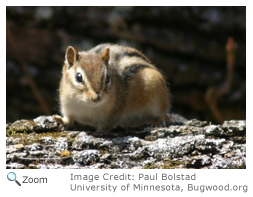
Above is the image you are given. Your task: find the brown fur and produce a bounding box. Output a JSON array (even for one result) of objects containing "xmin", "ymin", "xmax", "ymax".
[{"xmin": 56, "ymin": 43, "xmax": 171, "ymax": 132}]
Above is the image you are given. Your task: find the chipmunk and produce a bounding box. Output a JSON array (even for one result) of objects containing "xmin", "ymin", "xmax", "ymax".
[{"xmin": 54, "ymin": 43, "xmax": 186, "ymax": 132}]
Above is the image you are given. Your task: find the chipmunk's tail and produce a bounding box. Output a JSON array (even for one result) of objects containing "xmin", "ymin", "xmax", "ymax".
[{"xmin": 164, "ymin": 113, "xmax": 188, "ymax": 126}]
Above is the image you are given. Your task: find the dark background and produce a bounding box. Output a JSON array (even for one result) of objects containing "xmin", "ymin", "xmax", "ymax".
[{"xmin": 6, "ymin": 6, "xmax": 246, "ymax": 124}]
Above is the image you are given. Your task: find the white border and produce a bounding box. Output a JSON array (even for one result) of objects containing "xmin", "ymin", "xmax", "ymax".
[{"xmin": 2, "ymin": 3, "xmax": 251, "ymax": 196}]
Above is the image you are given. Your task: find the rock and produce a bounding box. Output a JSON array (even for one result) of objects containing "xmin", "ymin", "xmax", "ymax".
[
  {"xmin": 72, "ymin": 132, "xmax": 105, "ymax": 150},
  {"xmin": 33, "ymin": 116, "xmax": 60, "ymax": 132},
  {"xmin": 39, "ymin": 137, "xmax": 55, "ymax": 145},
  {"xmin": 6, "ymin": 116, "xmax": 61, "ymax": 136},
  {"xmin": 55, "ymin": 137, "xmax": 71, "ymax": 151},
  {"xmin": 5, "ymin": 116, "xmax": 246, "ymax": 169},
  {"xmin": 6, "ymin": 162, "xmax": 26, "ymax": 169},
  {"xmin": 72, "ymin": 150, "xmax": 100, "ymax": 165}
]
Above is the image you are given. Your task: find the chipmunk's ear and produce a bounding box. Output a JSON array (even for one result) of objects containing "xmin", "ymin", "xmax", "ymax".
[
  {"xmin": 65, "ymin": 46, "xmax": 78, "ymax": 67},
  {"xmin": 101, "ymin": 48, "xmax": 110, "ymax": 65}
]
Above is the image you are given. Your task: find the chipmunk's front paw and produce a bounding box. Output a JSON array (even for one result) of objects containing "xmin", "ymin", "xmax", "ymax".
[
  {"xmin": 151, "ymin": 117, "xmax": 167, "ymax": 128},
  {"xmin": 53, "ymin": 115, "xmax": 72, "ymax": 130}
]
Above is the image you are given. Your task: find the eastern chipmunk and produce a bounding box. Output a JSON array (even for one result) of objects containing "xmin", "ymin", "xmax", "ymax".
[{"xmin": 54, "ymin": 43, "xmax": 186, "ymax": 132}]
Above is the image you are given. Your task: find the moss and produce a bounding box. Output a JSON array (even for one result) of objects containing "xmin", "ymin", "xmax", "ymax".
[
  {"xmin": 6, "ymin": 120, "xmax": 38, "ymax": 136},
  {"xmin": 25, "ymin": 165, "xmax": 39, "ymax": 169},
  {"xmin": 8, "ymin": 131, "xmax": 70, "ymax": 145},
  {"xmin": 144, "ymin": 159, "xmax": 186, "ymax": 169},
  {"xmin": 144, "ymin": 162, "xmax": 156, "ymax": 169}
]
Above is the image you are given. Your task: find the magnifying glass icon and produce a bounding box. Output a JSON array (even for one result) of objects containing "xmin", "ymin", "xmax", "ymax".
[{"xmin": 7, "ymin": 172, "xmax": 21, "ymax": 186}]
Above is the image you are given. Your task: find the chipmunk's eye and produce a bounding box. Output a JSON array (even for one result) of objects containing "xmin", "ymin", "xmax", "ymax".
[
  {"xmin": 76, "ymin": 72, "xmax": 83, "ymax": 83},
  {"xmin": 106, "ymin": 74, "xmax": 110, "ymax": 84}
]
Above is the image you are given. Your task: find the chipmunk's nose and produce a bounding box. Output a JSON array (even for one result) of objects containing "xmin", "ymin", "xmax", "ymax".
[{"xmin": 92, "ymin": 93, "xmax": 101, "ymax": 102}]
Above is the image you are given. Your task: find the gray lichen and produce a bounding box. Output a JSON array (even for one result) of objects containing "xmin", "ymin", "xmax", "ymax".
[{"xmin": 6, "ymin": 116, "xmax": 246, "ymax": 169}]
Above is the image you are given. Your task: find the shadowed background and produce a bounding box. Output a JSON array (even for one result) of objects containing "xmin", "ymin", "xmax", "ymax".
[{"xmin": 6, "ymin": 6, "xmax": 246, "ymax": 124}]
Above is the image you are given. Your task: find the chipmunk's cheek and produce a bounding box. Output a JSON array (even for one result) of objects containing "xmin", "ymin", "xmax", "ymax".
[
  {"xmin": 74, "ymin": 93, "xmax": 90, "ymax": 105},
  {"xmin": 77, "ymin": 91, "xmax": 100, "ymax": 106}
]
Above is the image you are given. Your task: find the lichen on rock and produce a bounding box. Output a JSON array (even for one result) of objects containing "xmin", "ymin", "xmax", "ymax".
[{"xmin": 6, "ymin": 115, "xmax": 246, "ymax": 169}]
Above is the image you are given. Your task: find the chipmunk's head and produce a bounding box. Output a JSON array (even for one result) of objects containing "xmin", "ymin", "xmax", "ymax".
[{"xmin": 64, "ymin": 46, "xmax": 112, "ymax": 106}]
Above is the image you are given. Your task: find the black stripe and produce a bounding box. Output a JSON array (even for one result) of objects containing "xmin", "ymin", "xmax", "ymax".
[{"xmin": 123, "ymin": 64, "xmax": 151, "ymax": 83}]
